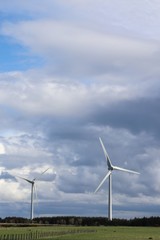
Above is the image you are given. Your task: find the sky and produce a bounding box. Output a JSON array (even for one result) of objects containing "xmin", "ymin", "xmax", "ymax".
[{"xmin": 0, "ymin": 0, "xmax": 160, "ymax": 220}]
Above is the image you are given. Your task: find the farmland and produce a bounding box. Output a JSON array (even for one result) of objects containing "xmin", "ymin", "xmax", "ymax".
[{"xmin": 0, "ymin": 225, "xmax": 160, "ymax": 240}]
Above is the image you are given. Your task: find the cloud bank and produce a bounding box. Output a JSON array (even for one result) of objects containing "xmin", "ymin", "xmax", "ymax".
[{"xmin": 0, "ymin": 0, "xmax": 160, "ymax": 219}]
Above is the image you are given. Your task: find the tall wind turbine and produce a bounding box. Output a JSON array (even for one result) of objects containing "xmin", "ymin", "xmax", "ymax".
[
  {"xmin": 95, "ymin": 138, "xmax": 139, "ymax": 221},
  {"xmin": 17, "ymin": 168, "xmax": 49, "ymax": 221}
]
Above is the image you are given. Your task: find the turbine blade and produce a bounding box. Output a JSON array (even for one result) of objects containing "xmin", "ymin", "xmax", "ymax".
[
  {"xmin": 16, "ymin": 175, "xmax": 33, "ymax": 184},
  {"xmin": 99, "ymin": 137, "xmax": 113, "ymax": 169},
  {"xmin": 34, "ymin": 168, "xmax": 50, "ymax": 181},
  {"xmin": 113, "ymin": 166, "xmax": 140, "ymax": 174},
  {"xmin": 94, "ymin": 171, "xmax": 111, "ymax": 193}
]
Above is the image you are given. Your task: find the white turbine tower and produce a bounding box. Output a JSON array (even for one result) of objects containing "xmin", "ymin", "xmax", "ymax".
[
  {"xmin": 17, "ymin": 168, "xmax": 49, "ymax": 221},
  {"xmin": 95, "ymin": 138, "xmax": 139, "ymax": 221}
]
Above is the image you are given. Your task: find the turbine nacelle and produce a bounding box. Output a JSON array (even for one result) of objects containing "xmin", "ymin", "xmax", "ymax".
[{"xmin": 108, "ymin": 165, "xmax": 114, "ymax": 171}]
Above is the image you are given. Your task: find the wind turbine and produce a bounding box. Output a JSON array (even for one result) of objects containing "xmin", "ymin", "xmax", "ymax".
[
  {"xmin": 95, "ymin": 138, "xmax": 139, "ymax": 221},
  {"xmin": 17, "ymin": 168, "xmax": 49, "ymax": 221}
]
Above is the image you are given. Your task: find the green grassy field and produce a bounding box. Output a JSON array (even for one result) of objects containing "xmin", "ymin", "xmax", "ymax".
[{"xmin": 0, "ymin": 225, "xmax": 160, "ymax": 240}]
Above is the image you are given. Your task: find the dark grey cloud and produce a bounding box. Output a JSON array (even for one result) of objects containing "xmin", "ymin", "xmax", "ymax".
[
  {"xmin": 37, "ymin": 201, "xmax": 107, "ymax": 217},
  {"xmin": 91, "ymin": 97, "xmax": 160, "ymax": 137},
  {"xmin": 0, "ymin": 200, "xmax": 159, "ymax": 219},
  {"xmin": 0, "ymin": 171, "xmax": 17, "ymax": 181}
]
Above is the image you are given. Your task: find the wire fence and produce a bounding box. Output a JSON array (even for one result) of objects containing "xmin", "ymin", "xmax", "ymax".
[{"xmin": 0, "ymin": 229, "xmax": 97, "ymax": 240}]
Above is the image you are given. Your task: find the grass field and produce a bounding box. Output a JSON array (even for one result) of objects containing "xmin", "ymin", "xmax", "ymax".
[{"xmin": 0, "ymin": 225, "xmax": 160, "ymax": 240}]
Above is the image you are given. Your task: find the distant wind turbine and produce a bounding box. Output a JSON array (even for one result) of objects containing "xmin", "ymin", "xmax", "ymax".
[
  {"xmin": 95, "ymin": 138, "xmax": 140, "ymax": 221},
  {"xmin": 17, "ymin": 168, "xmax": 49, "ymax": 221}
]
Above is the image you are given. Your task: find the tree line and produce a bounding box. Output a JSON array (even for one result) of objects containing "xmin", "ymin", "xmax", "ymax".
[{"xmin": 0, "ymin": 216, "xmax": 160, "ymax": 226}]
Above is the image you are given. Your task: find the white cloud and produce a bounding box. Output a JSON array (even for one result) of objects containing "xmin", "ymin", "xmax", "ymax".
[
  {"xmin": 57, "ymin": 0, "xmax": 160, "ymax": 40},
  {"xmin": 0, "ymin": 69, "xmax": 159, "ymax": 120},
  {"xmin": 0, "ymin": 179, "xmax": 29, "ymax": 201},
  {"xmin": 2, "ymin": 20, "xmax": 158, "ymax": 64},
  {"xmin": 1, "ymin": 0, "xmax": 160, "ymax": 41},
  {"xmin": 0, "ymin": 143, "xmax": 5, "ymax": 154}
]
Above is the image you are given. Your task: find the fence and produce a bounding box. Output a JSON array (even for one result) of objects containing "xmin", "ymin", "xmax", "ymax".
[{"xmin": 0, "ymin": 229, "xmax": 97, "ymax": 240}]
